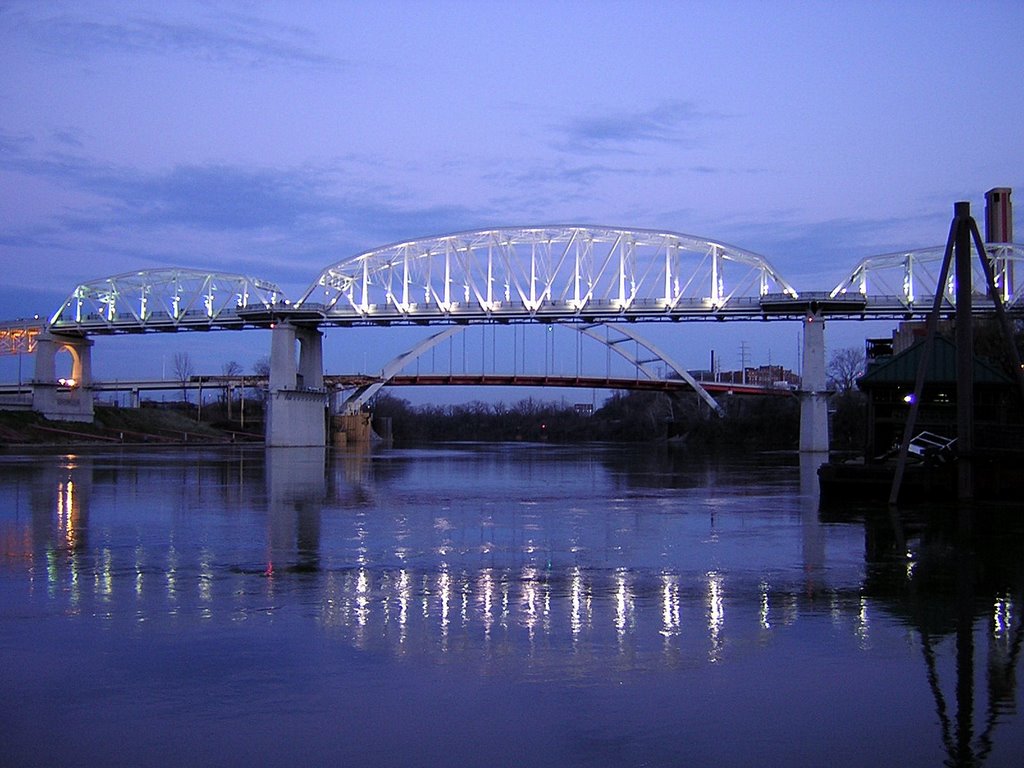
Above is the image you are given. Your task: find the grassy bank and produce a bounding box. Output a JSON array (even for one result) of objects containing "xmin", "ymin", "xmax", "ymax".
[{"xmin": 0, "ymin": 406, "xmax": 259, "ymax": 447}]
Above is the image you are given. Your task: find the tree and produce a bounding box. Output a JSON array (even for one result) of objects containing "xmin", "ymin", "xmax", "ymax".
[
  {"xmin": 173, "ymin": 351, "xmax": 193, "ymax": 403},
  {"xmin": 827, "ymin": 347, "xmax": 865, "ymax": 393},
  {"xmin": 253, "ymin": 356, "xmax": 271, "ymax": 403},
  {"xmin": 974, "ymin": 318, "xmax": 1024, "ymax": 377},
  {"xmin": 827, "ymin": 347, "xmax": 867, "ymax": 450},
  {"xmin": 221, "ymin": 360, "xmax": 243, "ymax": 415}
]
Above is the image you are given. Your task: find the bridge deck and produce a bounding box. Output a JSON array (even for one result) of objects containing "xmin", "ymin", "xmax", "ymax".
[
  {"xmin": 34, "ymin": 292, "xmax": 1020, "ymax": 336},
  {"xmin": 0, "ymin": 374, "xmax": 792, "ymax": 398},
  {"xmin": 378, "ymin": 373, "xmax": 793, "ymax": 396}
]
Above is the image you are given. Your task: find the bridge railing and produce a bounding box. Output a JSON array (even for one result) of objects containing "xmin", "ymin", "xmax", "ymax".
[
  {"xmin": 311, "ymin": 295, "xmax": 775, "ymax": 324},
  {"xmin": 288, "ymin": 295, "xmax": 852, "ymax": 325}
]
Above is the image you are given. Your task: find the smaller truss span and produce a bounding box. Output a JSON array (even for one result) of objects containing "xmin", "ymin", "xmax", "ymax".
[
  {"xmin": 299, "ymin": 226, "xmax": 798, "ymax": 324},
  {"xmin": 0, "ymin": 318, "xmax": 43, "ymax": 356},
  {"xmin": 49, "ymin": 268, "xmax": 285, "ymax": 333},
  {"xmin": 830, "ymin": 242, "xmax": 1024, "ymax": 312}
]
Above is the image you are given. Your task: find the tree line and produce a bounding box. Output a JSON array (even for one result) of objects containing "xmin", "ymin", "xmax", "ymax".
[{"xmin": 369, "ymin": 389, "xmax": 801, "ymax": 450}]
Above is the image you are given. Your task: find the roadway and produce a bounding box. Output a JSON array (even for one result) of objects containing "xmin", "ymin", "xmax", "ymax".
[{"xmin": 7, "ymin": 292, "xmax": 991, "ymax": 337}]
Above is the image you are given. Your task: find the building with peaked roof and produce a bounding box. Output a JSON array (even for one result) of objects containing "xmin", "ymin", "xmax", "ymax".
[{"xmin": 858, "ymin": 334, "xmax": 1018, "ymax": 461}]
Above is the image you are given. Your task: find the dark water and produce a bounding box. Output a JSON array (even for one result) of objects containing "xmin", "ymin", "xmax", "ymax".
[{"xmin": 1, "ymin": 444, "xmax": 1021, "ymax": 767}]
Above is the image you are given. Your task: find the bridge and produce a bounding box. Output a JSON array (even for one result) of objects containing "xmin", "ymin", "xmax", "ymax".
[
  {"xmin": 0, "ymin": 372, "xmax": 789, "ymax": 403},
  {"xmin": 366, "ymin": 374, "xmax": 791, "ymax": 397},
  {"xmin": 2, "ymin": 211, "xmax": 1022, "ymax": 448}
]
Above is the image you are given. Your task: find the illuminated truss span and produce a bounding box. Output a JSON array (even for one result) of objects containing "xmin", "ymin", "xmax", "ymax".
[
  {"xmin": 299, "ymin": 226, "xmax": 799, "ymax": 322},
  {"xmin": 830, "ymin": 243, "xmax": 1024, "ymax": 311},
  {"xmin": 49, "ymin": 269, "xmax": 284, "ymax": 332},
  {"xmin": 0, "ymin": 320, "xmax": 42, "ymax": 356}
]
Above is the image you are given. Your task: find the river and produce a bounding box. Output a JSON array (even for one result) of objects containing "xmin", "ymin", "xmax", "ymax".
[{"xmin": 1, "ymin": 444, "xmax": 1021, "ymax": 767}]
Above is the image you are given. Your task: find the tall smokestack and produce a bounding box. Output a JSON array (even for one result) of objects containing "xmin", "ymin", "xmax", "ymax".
[{"xmin": 984, "ymin": 187, "xmax": 1013, "ymax": 243}]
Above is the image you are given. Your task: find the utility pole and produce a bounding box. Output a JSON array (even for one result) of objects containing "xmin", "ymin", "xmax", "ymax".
[
  {"xmin": 739, "ymin": 341, "xmax": 750, "ymax": 385},
  {"xmin": 953, "ymin": 201, "xmax": 974, "ymax": 500}
]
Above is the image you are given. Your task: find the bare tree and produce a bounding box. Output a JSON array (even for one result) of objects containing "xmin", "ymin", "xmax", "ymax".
[
  {"xmin": 173, "ymin": 351, "xmax": 194, "ymax": 403},
  {"xmin": 221, "ymin": 360, "xmax": 243, "ymax": 415},
  {"xmin": 253, "ymin": 356, "xmax": 271, "ymax": 403},
  {"xmin": 827, "ymin": 347, "xmax": 865, "ymax": 392}
]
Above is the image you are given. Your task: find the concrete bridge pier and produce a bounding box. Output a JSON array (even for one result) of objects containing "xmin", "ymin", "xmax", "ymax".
[
  {"xmin": 32, "ymin": 332, "xmax": 94, "ymax": 422},
  {"xmin": 265, "ymin": 322, "xmax": 328, "ymax": 447},
  {"xmin": 798, "ymin": 311, "xmax": 830, "ymax": 453},
  {"xmin": 330, "ymin": 411, "xmax": 375, "ymax": 447}
]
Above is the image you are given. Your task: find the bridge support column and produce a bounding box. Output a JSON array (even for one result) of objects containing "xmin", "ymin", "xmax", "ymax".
[
  {"xmin": 266, "ymin": 322, "xmax": 327, "ymax": 447},
  {"xmin": 330, "ymin": 411, "xmax": 375, "ymax": 447},
  {"xmin": 32, "ymin": 332, "xmax": 94, "ymax": 422},
  {"xmin": 798, "ymin": 311, "xmax": 830, "ymax": 453}
]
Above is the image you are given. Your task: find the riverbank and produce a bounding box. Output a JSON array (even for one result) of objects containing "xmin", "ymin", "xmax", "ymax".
[{"xmin": 0, "ymin": 406, "xmax": 259, "ymax": 447}]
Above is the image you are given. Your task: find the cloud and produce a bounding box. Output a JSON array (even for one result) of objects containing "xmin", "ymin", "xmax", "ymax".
[
  {"xmin": 716, "ymin": 210, "xmax": 952, "ymax": 290},
  {"xmin": 11, "ymin": 7, "xmax": 344, "ymax": 69},
  {"xmin": 0, "ymin": 145, "xmax": 332, "ymax": 232},
  {"xmin": 510, "ymin": 162, "xmax": 653, "ymax": 187},
  {"xmin": 6, "ymin": 131, "xmax": 933, "ymax": 300},
  {"xmin": 0, "ymin": 139, "xmax": 499, "ymax": 297},
  {"xmin": 557, "ymin": 101, "xmax": 721, "ymax": 153},
  {"xmin": 51, "ymin": 128, "xmax": 84, "ymax": 149},
  {"xmin": 474, "ymin": 157, "xmax": 676, "ymax": 224},
  {"xmin": 0, "ymin": 283, "xmax": 68, "ymax": 322},
  {"xmin": 0, "ymin": 131, "xmax": 35, "ymax": 155},
  {"xmin": 128, "ymin": 165, "xmax": 330, "ymax": 231}
]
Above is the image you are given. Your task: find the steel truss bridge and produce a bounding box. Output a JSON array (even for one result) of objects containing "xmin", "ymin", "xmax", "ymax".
[
  {"xmin": 0, "ymin": 319, "xmax": 42, "ymax": 355},
  {"xmin": 11, "ymin": 226, "xmax": 1021, "ymax": 337},
  {"xmin": 2, "ymin": 224, "xmax": 1022, "ymax": 444}
]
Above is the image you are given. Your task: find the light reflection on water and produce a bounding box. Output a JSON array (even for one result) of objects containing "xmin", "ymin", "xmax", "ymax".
[{"xmin": 1, "ymin": 444, "xmax": 1022, "ymax": 768}]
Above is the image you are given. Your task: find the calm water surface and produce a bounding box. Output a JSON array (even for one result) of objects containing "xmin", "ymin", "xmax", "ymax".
[{"xmin": 1, "ymin": 444, "xmax": 1021, "ymax": 767}]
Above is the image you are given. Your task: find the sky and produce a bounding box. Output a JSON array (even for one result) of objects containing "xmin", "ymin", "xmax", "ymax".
[{"xmin": 1, "ymin": 0, "xmax": 1022, "ymax": 401}]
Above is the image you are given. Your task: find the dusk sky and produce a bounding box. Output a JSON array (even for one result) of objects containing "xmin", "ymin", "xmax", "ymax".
[{"xmin": 2, "ymin": 0, "xmax": 1022, "ymax": 394}]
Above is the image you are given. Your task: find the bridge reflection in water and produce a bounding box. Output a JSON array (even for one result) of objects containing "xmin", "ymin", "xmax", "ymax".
[
  {"xmin": 1, "ymin": 446, "xmax": 1022, "ymax": 766},
  {"xmin": 257, "ymin": 446, "xmax": 815, "ymax": 662}
]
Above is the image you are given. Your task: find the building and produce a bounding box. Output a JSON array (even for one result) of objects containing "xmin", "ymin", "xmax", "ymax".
[
  {"xmin": 858, "ymin": 334, "xmax": 1018, "ymax": 461},
  {"xmin": 716, "ymin": 364, "xmax": 800, "ymax": 389}
]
